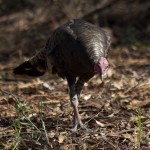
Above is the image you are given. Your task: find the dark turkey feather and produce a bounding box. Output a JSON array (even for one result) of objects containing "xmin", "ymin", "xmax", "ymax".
[
  {"xmin": 13, "ymin": 19, "xmax": 111, "ymax": 131},
  {"xmin": 46, "ymin": 19, "xmax": 110, "ymax": 62},
  {"xmin": 13, "ymin": 49, "xmax": 47, "ymax": 77}
]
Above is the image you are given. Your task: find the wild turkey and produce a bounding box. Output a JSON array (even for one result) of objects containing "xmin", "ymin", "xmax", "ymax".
[{"xmin": 13, "ymin": 19, "xmax": 111, "ymax": 131}]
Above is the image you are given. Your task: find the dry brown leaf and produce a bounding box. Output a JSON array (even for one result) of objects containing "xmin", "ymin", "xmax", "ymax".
[
  {"xmin": 107, "ymin": 68, "xmax": 115, "ymax": 77},
  {"xmin": 107, "ymin": 113, "xmax": 114, "ymax": 117},
  {"xmin": 53, "ymin": 106, "xmax": 62, "ymax": 113},
  {"xmin": 58, "ymin": 134, "xmax": 65, "ymax": 144},
  {"xmin": 83, "ymin": 94, "xmax": 91, "ymax": 101},
  {"xmin": 43, "ymin": 99, "xmax": 61, "ymax": 104},
  {"xmin": 130, "ymin": 78, "xmax": 137, "ymax": 86},
  {"xmin": 128, "ymin": 99, "xmax": 150, "ymax": 109},
  {"xmin": 43, "ymin": 82, "xmax": 55, "ymax": 90},
  {"xmin": 122, "ymin": 133, "xmax": 132, "ymax": 139},
  {"xmin": 49, "ymin": 131, "xmax": 55, "ymax": 138},
  {"xmin": 60, "ymin": 144, "xmax": 69, "ymax": 150},
  {"xmin": 104, "ymin": 102, "xmax": 110, "ymax": 110},
  {"xmin": 95, "ymin": 120, "xmax": 106, "ymax": 127},
  {"xmin": 84, "ymin": 99, "xmax": 102, "ymax": 109},
  {"xmin": 112, "ymin": 81, "xmax": 123, "ymax": 89},
  {"xmin": 49, "ymin": 111, "xmax": 57, "ymax": 116},
  {"xmin": 38, "ymin": 90, "xmax": 45, "ymax": 94},
  {"xmin": 18, "ymin": 81, "xmax": 38, "ymax": 89}
]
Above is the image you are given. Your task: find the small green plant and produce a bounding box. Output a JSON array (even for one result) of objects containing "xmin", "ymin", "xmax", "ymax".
[
  {"xmin": 12, "ymin": 97, "xmax": 50, "ymax": 148},
  {"xmin": 14, "ymin": 100, "xmax": 29, "ymax": 115},
  {"xmin": 11, "ymin": 119, "xmax": 22, "ymax": 150},
  {"xmin": 134, "ymin": 107, "xmax": 144, "ymax": 149},
  {"xmin": 9, "ymin": 98, "xmax": 30, "ymax": 149},
  {"xmin": 37, "ymin": 100, "xmax": 50, "ymax": 145},
  {"xmin": 0, "ymin": 90, "xmax": 50, "ymax": 149}
]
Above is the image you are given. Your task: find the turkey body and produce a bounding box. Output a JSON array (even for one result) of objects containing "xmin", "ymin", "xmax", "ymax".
[
  {"xmin": 13, "ymin": 19, "xmax": 111, "ymax": 131},
  {"xmin": 46, "ymin": 19, "xmax": 110, "ymax": 78}
]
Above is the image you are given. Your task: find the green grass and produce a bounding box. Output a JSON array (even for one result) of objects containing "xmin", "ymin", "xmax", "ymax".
[
  {"xmin": 133, "ymin": 107, "xmax": 149, "ymax": 150},
  {"xmin": 1, "ymin": 95, "xmax": 49, "ymax": 149}
]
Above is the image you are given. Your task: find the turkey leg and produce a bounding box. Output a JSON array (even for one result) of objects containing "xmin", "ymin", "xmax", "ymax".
[{"xmin": 66, "ymin": 76, "xmax": 85, "ymax": 131}]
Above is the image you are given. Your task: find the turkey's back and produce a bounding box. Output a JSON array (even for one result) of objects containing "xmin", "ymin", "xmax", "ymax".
[{"xmin": 46, "ymin": 19, "xmax": 110, "ymax": 78}]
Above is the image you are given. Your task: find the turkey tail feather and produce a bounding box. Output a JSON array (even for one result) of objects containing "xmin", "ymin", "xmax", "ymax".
[
  {"xmin": 13, "ymin": 49, "xmax": 47, "ymax": 77},
  {"xmin": 13, "ymin": 61, "xmax": 45, "ymax": 77}
]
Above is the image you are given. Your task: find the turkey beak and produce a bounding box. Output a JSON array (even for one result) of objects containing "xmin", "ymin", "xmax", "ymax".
[
  {"xmin": 101, "ymin": 73, "xmax": 105, "ymax": 81},
  {"xmin": 101, "ymin": 74, "xmax": 104, "ymax": 81},
  {"xmin": 101, "ymin": 67, "xmax": 108, "ymax": 80}
]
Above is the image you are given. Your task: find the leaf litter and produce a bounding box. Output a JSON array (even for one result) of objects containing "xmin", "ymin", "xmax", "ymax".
[{"xmin": 0, "ymin": 46, "xmax": 150, "ymax": 150}]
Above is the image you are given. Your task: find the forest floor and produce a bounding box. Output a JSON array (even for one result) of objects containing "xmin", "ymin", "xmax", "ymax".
[
  {"xmin": 0, "ymin": 1, "xmax": 150, "ymax": 149},
  {"xmin": 1, "ymin": 46, "xmax": 150, "ymax": 150}
]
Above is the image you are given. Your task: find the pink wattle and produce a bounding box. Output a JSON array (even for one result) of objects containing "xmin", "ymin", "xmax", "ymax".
[
  {"xmin": 99, "ymin": 57, "xmax": 109, "ymax": 74},
  {"xmin": 93, "ymin": 57, "xmax": 109, "ymax": 74}
]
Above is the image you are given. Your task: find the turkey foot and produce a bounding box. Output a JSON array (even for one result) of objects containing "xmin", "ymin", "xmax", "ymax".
[
  {"xmin": 71, "ymin": 111, "xmax": 86, "ymax": 132},
  {"xmin": 71, "ymin": 120, "xmax": 86, "ymax": 132},
  {"xmin": 70, "ymin": 97, "xmax": 88, "ymax": 132}
]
